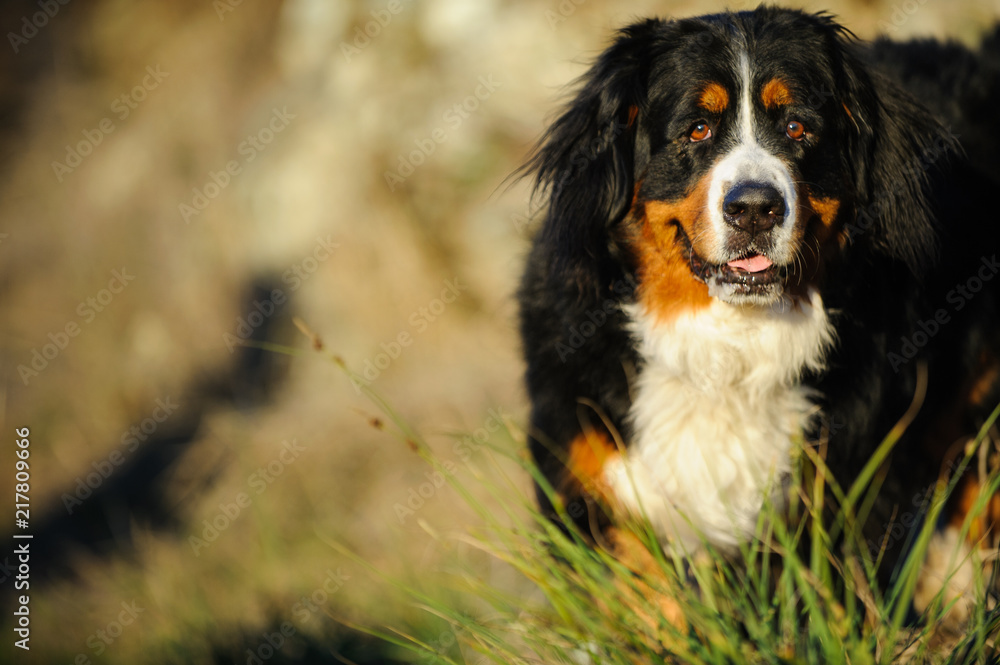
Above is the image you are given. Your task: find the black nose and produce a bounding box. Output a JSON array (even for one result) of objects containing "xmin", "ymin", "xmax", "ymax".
[{"xmin": 722, "ymin": 182, "xmax": 785, "ymax": 234}]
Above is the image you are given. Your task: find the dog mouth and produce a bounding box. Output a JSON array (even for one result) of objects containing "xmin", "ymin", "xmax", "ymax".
[{"xmin": 674, "ymin": 223, "xmax": 786, "ymax": 298}]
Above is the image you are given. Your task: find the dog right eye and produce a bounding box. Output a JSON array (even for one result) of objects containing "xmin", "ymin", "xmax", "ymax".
[
  {"xmin": 785, "ymin": 119, "xmax": 806, "ymax": 140},
  {"xmin": 689, "ymin": 121, "xmax": 712, "ymax": 142}
]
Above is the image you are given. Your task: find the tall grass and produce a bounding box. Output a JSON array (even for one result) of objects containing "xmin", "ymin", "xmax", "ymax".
[{"xmin": 295, "ymin": 326, "xmax": 1000, "ymax": 665}]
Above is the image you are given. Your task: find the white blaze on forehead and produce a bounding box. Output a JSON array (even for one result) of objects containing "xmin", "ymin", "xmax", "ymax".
[
  {"xmin": 703, "ymin": 50, "xmax": 797, "ymax": 264},
  {"xmin": 738, "ymin": 50, "xmax": 755, "ymax": 145}
]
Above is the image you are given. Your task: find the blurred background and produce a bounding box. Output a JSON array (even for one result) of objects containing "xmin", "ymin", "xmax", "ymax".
[{"xmin": 0, "ymin": 0, "xmax": 997, "ymax": 662}]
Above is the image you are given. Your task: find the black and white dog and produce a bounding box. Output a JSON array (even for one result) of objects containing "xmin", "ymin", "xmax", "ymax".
[{"xmin": 519, "ymin": 5, "xmax": 1000, "ymax": 615}]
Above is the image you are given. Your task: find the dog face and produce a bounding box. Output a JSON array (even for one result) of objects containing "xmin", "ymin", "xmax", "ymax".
[
  {"xmin": 525, "ymin": 8, "xmax": 952, "ymax": 317},
  {"xmin": 635, "ymin": 23, "xmax": 851, "ymax": 307}
]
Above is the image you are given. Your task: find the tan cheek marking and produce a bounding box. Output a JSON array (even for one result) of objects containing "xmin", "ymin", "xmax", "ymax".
[
  {"xmin": 785, "ymin": 191, "xmax": 844, "ymax": 295},
  {"xmin": 761, "ymin": 78, "xmax": 794, "ymax": 110},
  {"xmin": 632, "ymin": 178, "xmax": 713, "ymax": 323},
  {"xmin": 808, "ymin": 195, "xmax": 841, "ymax": 228},
  {"xmin": 698, "ymin": 82, "xmax": 729, "ymax": 115}
]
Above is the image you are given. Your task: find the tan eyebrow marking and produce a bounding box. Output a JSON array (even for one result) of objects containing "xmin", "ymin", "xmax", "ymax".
[
  {"xmin": 761, "ymin": 78, "xmax": 794, "ymax": 109},
  {"xmin": 697, "ymin": 82, "xmax": 729, "ymax": 114}
]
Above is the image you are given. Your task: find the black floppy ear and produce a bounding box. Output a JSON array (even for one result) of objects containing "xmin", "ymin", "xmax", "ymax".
[
  {"xmin": 830, "ymin": 28, "xmax": 958, "ymax": 275},
  {"xmin": 522, "ymin": 20, "xmax": 662, "ymax": 296}
]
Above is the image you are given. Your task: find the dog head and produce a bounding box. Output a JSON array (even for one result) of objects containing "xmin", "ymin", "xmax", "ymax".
[{"xmin": 525, "ymin": 7, "xmax": 957, "ymax": 315}]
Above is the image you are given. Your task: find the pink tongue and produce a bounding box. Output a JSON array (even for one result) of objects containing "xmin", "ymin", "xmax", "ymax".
[{"xmin": 727, "ymin": 254, "xmax": 773, "ymax": 273}]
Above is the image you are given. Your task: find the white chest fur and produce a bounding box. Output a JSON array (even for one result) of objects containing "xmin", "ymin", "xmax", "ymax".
[{"xmin": 604, "ymin": 291, "xmax": 834, "ymax": 553}]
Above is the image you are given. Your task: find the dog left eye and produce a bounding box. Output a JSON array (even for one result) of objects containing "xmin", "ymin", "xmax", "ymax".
[{"xmin": 785, "ymin": 120, "xmax": 806, "ymax": 140}]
